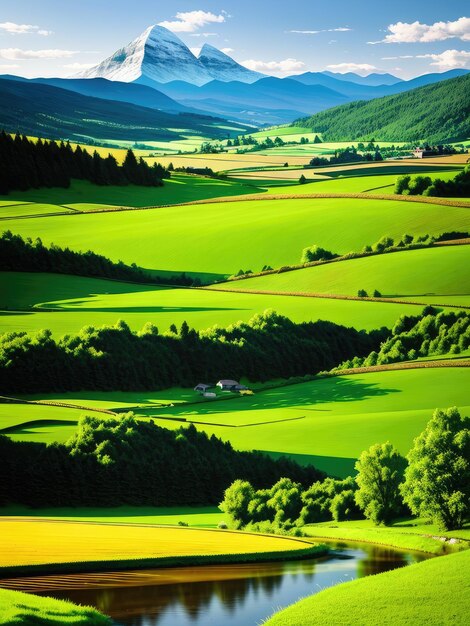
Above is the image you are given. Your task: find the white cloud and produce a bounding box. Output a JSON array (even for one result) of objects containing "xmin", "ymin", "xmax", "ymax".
[
  {"xmin": 289, "ymin": 27, "xmax": 351, "ymax": 34},
  {"xmin": 242, "ymin": 58, "xmax": 306, "ymax": 75},
  {"xmin": 159, "ymin": 10, "xmax": 225, "ymax": 33},
  {"xmin": 371, "ymin": 16, "xmax": 470, "ymax": 44},
  {"xmin": 417, "ymin": 49, "xmax": 470, "ymax": 69},
  {"xmin": 327, "ymin": 62, "xmax": 378, "ymax": 75},
  {"xmin": 189, "ymin": 32, "xmax": 218, "ymax": 38},
  {"xmin": 0, "ymin": 48, "xmax": 79, "ymax": 60},
  {"xmin": 0, "ymin": 63, "xmax": 19, "ymax": 69},
  {"xmin": 63, "ymin": 62, "xmax": 95, "ymax": 70},
  {"xmin": 0, "ymin": 22, "xmax": 52, "ymax": 36},
  {"xmin": 380, "ymin": 55, "xmax": 413, "ymax": 60},
  {"xmin": 221, "ymin": 47, "xmax": 234, "ymax": 53}
]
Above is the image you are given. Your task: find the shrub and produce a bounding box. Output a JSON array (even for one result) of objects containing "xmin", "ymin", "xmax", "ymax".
[{"xmin": 301, "ymin": 245, "xmax": 338, "ymax": 264}]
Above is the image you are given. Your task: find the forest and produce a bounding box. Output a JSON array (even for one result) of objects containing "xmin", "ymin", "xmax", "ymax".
[
  {"xmin": 293, "ymin": 73, "xmax": 470, "ymax": 143},
  {"xmin": 0, "ymin": 311, "xmax": 388, "ymax": 393},
  {"xmin": 0, "ymin": 132, "xmax": 169, "ymax": 194},
  {"xmin": 335, "ymin": 309, "xmax": 470, "ymax": 370},
  {"xmin": 0, "ymin": 415, "xmax": 325, "ymax": 507}
]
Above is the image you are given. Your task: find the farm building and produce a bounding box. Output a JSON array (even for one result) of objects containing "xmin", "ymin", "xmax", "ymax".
[
  {"xmin": 194, "ymin": 383, "xmax": 212, "ymax": 393},
  {"xmin": 217, "ymin": 379, "xmax": 239, "ymax": 390}
]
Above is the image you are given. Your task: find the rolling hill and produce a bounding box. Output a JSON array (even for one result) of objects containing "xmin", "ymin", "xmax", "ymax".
[
  {"xmin": 293, "ymin": 73, "xmax": 470, "ymax": 143},
  {"xmin": 0, "ymin": 78, "xmax": 249, "ymax": 143}
]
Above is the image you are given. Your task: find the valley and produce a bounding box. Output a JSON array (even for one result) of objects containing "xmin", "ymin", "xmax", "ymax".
[{"xmin": 0, "ymin": 5, "xmax": 469, "ymax": 626}]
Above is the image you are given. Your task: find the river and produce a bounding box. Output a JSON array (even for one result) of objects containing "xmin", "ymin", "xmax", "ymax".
[{"xmin": 3, "ymin": 539, "xmax": 430, "ymax": 626}]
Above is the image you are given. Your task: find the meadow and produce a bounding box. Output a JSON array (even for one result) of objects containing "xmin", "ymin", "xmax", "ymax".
[
  {"xmin": 7, "ymin": 367, "xmax": 469, "ymax": 476},
  {"xmin": 216, "ymin": 245, "xmax": 470, "ymax": 303},
  {"xmin": 2, "ymin": 197, "xmax": 468, "ymax": 276},
  {"xmin": 0, "ymin": 271, "xmax": 430, "ymax": 338},
  {"xmin": 0, "ymin": 174, "xmax": 263, "ymax": 212},
  {"xmin": 265, "ymin": 549, "xmax": 470, "ymax": 626}
]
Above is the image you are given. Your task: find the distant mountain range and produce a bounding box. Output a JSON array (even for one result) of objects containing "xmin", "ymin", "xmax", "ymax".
[
  {"xmin": 293, "ymin": 73, "xmax": 470, "ymax": 144},
  {"xmin": 79, "ymin": 25, "xmax": 264, "ymax": 86},
  {"xmin": 0, "ymin": 77, "xmax": 250, "ymax": 143},
  {"xmin": 0, "ymin": 23, "xmax": 468, "ymax": 137}
]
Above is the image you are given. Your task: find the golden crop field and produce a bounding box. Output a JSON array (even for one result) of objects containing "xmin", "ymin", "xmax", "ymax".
[{"xmin": 0, "ymin": 519, "xmax": 312, "ymax": 567}]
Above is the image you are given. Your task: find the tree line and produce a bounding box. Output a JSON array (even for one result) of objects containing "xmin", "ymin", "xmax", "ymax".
[
  {"xmin": 0, "ymin": 310, "xmax": 388, "ymax": 393},
  {"xmin": 220, "ymin": 407, "xmax": 469, "ymax": 532},
  {"xmin": 0, "ymin": 231, "xmax": 198, "ymax": 287},
  {"xmin": 293, "ymin": 73, "xmax": 470, "ymax": 144},
  {"xmin": 0, "ymin": 131, "xmax": 170, "ymax": 194},
  {"xmin": 0, "ymin": 414, "xmax": 325, "ymax": 508},
  {"xmin": 335, "ymin": 308, "xmax": 469, "ymax": 370}
]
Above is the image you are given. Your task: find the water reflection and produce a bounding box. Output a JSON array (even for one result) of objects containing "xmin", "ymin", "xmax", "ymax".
[{"xmin": 33, "ymin": 542, "xmax": 428, "ymax": 626}]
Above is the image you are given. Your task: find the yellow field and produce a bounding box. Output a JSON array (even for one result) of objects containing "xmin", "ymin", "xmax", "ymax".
[{"xmin": 0, "ymin": 519, "xmax": 311, "ymax": 567}]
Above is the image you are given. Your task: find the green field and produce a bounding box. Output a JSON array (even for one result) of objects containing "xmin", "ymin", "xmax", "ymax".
[
  {"xmin": 0, "ymin": 402, "xmax": 109, "ymax": 443},
  {"xmin": 0, "ymin": 175, "xmax": 263, "ymax": 211},
  {"xmin": 265, "ymin": 548, "xmax": 470, "ymax": 626},
  {"xmin": 216, "ymin": 245, "xmax": 470, "ymax": 303},
  {"xmin": 3, "ymin": 197, "xmax": 468, "ymax": 276},
  {"xmin": 7, "ymin": 368, "xmax": 468, "ymax": 475},
  {"xmin": 0, "ymin": 271, "xmax": 427, "ymax": 337},
  {"xmin": 0, "ymin": 588, "xmax": 110, "ymax": 626}
]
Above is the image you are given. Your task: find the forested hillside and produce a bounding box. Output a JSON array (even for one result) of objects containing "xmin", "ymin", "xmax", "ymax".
[{"xmin": 293, "ymin": 74, "xmax": 470, "ymax": 143}]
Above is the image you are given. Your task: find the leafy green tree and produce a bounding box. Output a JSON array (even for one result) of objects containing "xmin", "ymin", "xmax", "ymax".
[
  {"xmin": 357, "ymin": 289, "xmax": 368, "ymax": 298},
  {"xmin": 401, "ymin": 407, "xmax": 470, "ymax": 530},
  {"xmin": 219, "ymin": 479, "xmax": 255, "ymax": 527},
  {"xmin": 299, "ymin": 174, "xmax": 307, "ymax": 184},
  {"xmin": 355, "ymin": 442, "xmax": 407, "ymax": 524}
]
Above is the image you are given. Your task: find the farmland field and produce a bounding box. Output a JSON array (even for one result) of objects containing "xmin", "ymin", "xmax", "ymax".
[
  {"xmin": 8, "ymin": 367, "xmax": 468, "ymax": 475},
  {"xmin": 0, "ymin": 271, "xmax": 430, "ymax": 337},
  {"xmin": 145, "ymin": 367, "xmax": 470, "ymax": 476},
  {"xmin": 214, "ymin": 245, "xmax": 470, "ymax": 303},
  {"xmin": 0, "ymin": 518, "xmax": 317, "ymax": 570},
  {"xmin": 2, "ymin": 197, "xmax": 468, "ymax": 276}
]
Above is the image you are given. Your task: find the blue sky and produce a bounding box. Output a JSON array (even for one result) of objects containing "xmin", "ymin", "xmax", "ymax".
[{"xmin": 0, "ymin": 0, "xmax": 469, "ymax": 79}]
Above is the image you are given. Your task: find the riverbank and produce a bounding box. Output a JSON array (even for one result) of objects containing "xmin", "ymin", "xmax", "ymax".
[
  {"xmin": 264, "ymin": 548, "xmax": 470, "ymax": 626},
  {"xmin": 0, "ymin": 587, "xmax": 111, "ymax": 626},
  {"xmin": 303, "ymin": 518, "xmax": 470, "ymax": 555}
]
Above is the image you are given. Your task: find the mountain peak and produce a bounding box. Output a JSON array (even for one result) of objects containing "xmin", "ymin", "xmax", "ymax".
[
  {"xmin": 78, "ymin": 25, "xmax": 264, "ymax": 86},
  {"xmin": 198, "ymin": 43, "xmax": 264, "ymax": 83}
]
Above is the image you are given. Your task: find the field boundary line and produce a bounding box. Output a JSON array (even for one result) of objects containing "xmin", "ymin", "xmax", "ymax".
[
  {"xmin": 203, "ymin": 286, "xmax": 470, "ymax": 310},
  {"xmin": 326, "ymin": 359, "xmax": 470, "ymax": 377},
  {"xmin": 0, "ymin": 395, "xmax": 117, "ymax": 415}
]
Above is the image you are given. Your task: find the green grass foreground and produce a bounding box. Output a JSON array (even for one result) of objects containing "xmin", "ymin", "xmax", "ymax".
[
  {"xmin": 264, "ymin": 549, "xmax": 470, "ymax": 626},
  {"xmin": 0, "ymin": 587, "xmax": 110, "ymax": 625}
]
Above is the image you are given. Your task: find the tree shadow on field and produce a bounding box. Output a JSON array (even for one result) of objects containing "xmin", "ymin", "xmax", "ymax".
[{"xmin": 152, "ymin": 376, "xmax": 401, "ymax": 419}]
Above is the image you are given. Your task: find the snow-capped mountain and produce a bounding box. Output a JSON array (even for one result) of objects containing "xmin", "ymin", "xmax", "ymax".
[
  {"xmin": 198, "ymin": 44, "xmax": 263, "ymax": 83},
  {"xmin": 78, "ymin": 25, "xmax": 263, "ymax": 86}
]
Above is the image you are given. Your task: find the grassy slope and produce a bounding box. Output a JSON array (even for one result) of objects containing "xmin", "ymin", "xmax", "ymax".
[
  {"xmin": 216, "ymin": 245, "xmax": 470, "ymax": 302},
  {"xmin": 265, "ymin": 549, "xmax": 470, "ymax": 626},
  {"xmin": 145, "ymin": 367, "xmax": 470, "ymax": 476},
  {"xmin": 304, "ymin": 519, "xmax": 470, "ymax": 555},
  {"xmin": 0, "ymin": 588, "xmax": 111, "ymax": 626},
  {"xmin": 2, "ymin": 198, "xmax": 468, "ymax": 276},
  {"xmin": 0, "ymin": 175, "xmax": 262, "ymax": 210},
  {"xmin": 295, "ymin": 72, "xmax": 470, "ymax": 143},
  {"xmin": 0, "ymin": 518, "xmax": 316, "ymax": 571},
  {"xmin": 0, "ymin": 271, "xmax": 424, "ymax": 338},
  {"xmin": 0, "ymin": 403, "xmax": 110, "ymax": 443}
]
